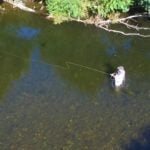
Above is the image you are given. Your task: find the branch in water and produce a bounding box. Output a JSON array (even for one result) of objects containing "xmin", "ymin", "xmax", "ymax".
[
  {"xmin": 73, "ymin": 14, "xmax": 150, "ymax": 38},
  {"xmin": 98, "ymin": 25, "xmax": 150, "ymax": 37},
  {"xmin": 119, "ymin": 21, "xmax": 150, "ymax": 31}
]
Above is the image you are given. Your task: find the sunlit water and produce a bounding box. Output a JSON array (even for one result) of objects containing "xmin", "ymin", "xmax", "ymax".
[{"xmin": 0, "ymin": 10, "xmax": 150, "ymax": 150}]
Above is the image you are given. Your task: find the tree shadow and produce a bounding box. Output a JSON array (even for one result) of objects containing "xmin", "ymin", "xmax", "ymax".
[
  {"xmin": 129, "ymin": 0, "xmax": 150, "ymax": 15},
  {"xmin": 123, "ymin": 125, "xmax": 150, "ymax": 150},
  {"xmin": 0, "ymin": 0, "xmax": 3, "ymax": 4},
  {"xmin": 129, "ymin": 0, "xmax": 145, "ymax": 14}
]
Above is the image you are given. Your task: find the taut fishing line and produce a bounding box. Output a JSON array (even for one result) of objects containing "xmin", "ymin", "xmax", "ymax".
[{"xmin": 0, "ymin": 50, "xmax": 109, "ymax": 75}]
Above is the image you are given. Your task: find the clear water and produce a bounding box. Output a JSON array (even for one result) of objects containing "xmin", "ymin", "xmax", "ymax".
[{"xmin": 0, "ymin": 11, "xmax": 150, "ymax": 150}]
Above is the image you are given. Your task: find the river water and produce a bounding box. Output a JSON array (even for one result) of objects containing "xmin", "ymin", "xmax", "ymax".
[{"xmin": 0, "ymin": 10, "xmax": 150, "ymax": 150}]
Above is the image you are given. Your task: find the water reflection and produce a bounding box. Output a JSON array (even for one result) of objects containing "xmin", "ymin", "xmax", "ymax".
[
  {"xmin": 0, "ymin": 28, "xmax": 33, "ymax": 98},
  {"xmin": 0, "ymin": 12, "xmax": 42, "ymax": 98},
  {"xmin": 16, "ymin": 26, "xmax": 40, "ymax": 40}
]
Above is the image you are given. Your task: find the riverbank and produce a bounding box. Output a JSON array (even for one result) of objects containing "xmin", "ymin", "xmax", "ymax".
[
  {"xmin": 1, "ymin": 0, "xmax": 46, "ymax": 14},
  {"xmin": 1, "ymin": 0, "xmax": 150, "ymax": 37}
]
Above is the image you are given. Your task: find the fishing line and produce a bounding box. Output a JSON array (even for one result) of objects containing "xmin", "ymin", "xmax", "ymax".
[
  {"xmin": 0, "ymin": 50, "xmax": 109, "ymax": 75},
  {"xmin": 0, "ymin": 50, "xmax": 64, "ymax": 68},
  {"xmin": 65, "ymin": 61, "xmax": 109, "ymax": 75}
]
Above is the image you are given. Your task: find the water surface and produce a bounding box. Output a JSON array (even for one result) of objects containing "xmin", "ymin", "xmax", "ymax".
[{"xmin": 0, "ymin": 10, "xmax": 150, "ymax": 150}]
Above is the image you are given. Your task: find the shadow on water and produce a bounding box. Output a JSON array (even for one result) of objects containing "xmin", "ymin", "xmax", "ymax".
[{"xmin": 123, "ymin": 125, "xmax": 150, "ymax": 150}]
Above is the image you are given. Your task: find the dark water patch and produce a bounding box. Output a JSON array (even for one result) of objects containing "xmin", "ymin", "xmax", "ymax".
[{"xmin": 123, "ymin": 125, "xmax": 150, "ymax": 150}]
